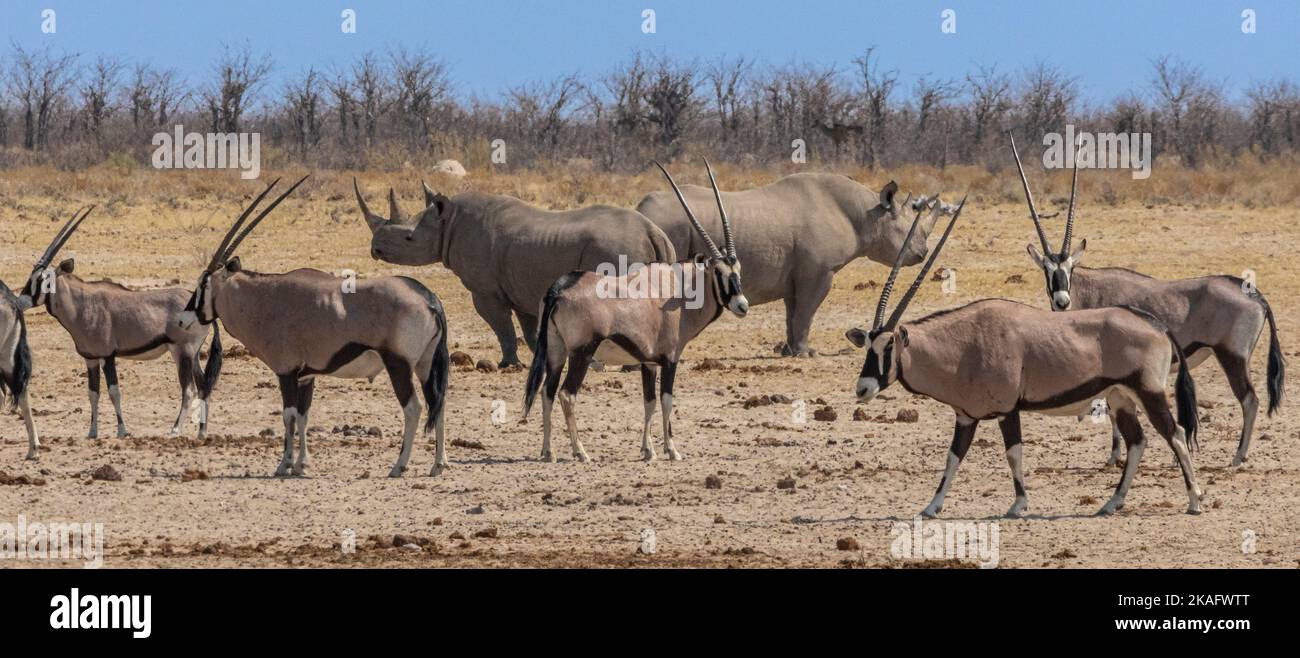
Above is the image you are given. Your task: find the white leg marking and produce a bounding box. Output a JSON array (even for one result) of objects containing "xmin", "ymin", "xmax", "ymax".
[
  {"xmin": 19, "ymin": 391, "xmax": 39, "ymax": 460},
  {"xmin": 640, "ymin": 399, "xmax": 656, "ymax": 461},
  {"xmin": 660, "ymin": 393, "xmax": 682, "ymax": 461},
  {"xmin": 1099, "ymin": 440, "xmax": 1144, "ymax": 515},
  {"xmin": 274, "ymin": 407, "xmax": 296, "ymax": 476},
  {"xmin": 1005, "ymin": 443, "xmax": 1029, "ymax": 517},
  {"xmin": 429, "ymin": 405, "xmax": 447, "ymax": 476},
  {"xmin": 540, "ymin": 392, "xmax": 556, "ymax": 463},
  {"xmin": 389, "ymin": 397, "xmax": 421, "ymax": 477},
  {"xmin": 558, "ymin": 390, "xmax": 590, "ymax": 462},
  {"xmin": 293, "ymin": 407, "xmax": 311, "ymax": 476}
]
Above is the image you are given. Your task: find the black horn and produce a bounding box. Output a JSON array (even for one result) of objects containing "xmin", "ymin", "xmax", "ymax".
[
  {"xmin": 654, "ymin": 161, "xmax": 723, "ymax": 259},
  {"xmin": 208, "ymin": 178, "xmax": 281, "ymax": 272},
  {"xmin": 703, "ymin": 158, "xmax": 735, "ymax": 259},
  {"xmin": 220, "ymin": 175, "xmax": 310, "ymax": 264},
  {"xmin": 1008, "ymin": 132, "xmax": 1052, "ymax": 256},
  {"xmin": 872, "ymin": 205, "xmax": 927, "ymax": 331},
  {"xmin": 883, "ymin": 195, "xmax": 968, "ymax": 331}
]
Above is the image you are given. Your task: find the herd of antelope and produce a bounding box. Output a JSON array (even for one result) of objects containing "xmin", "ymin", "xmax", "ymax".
[{"xmin": 0, "ymin": 136, "xmax": 1285, "ymax": 519}]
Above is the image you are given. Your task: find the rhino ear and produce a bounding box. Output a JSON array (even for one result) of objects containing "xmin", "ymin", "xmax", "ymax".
[
  {"xmin": 879, "ymin": 181, "xmax": 899, "ymax": 210},
  {"xmin": 430, "ymin": 194, "xmax": 454, "ymax": 222}
]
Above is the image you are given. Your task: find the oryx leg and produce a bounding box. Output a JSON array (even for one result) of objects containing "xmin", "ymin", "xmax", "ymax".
[
  {"xmin": 189, "ymin": 349, "xmax": 210, "ymax": 439},
  {"xmin": 539, "ymin": 343, "xmax": 566, "ymax": 463},
  {"xmin": 168, "ymin": 349, "xmax": 195, "ymax": 438},
  {"xmin": 274, "ymin": 374, "xmax": 300, "ymax": 477},
  {"xmin": 922, "ymin": 415, "xmax": 979, "ymax": 519},
  {"xmin": 102, "ymin": 356, "xmax": 130, "ymax": 438},
  {"xmin": 1137, "ymin": 392, "xmax": 1203, "ymax": 515},
  {"xmin": 384, "ymin": 355, "xmax": 420, "ymax": 477},
  {"xmin": 18, "ymin": 389, "xmax": 39, "ymax": 460},
  {"xmin": 1215, "ymin": 348, "xmax": 1259, "ymax": 467},
  {"xmin": 85, "ymin": 359, "xmax": 102, "ymax": 439},
  {"xmin": 998, "ymin": 411, "xmax": 1029, "ymax": 517},
  {"xmin": 516, "ymin": 311, "xmax": 539, "ymax": 356},
  {"xmin": 1099, "ymin": 408, "xmax": 1146, "ymax": 515},
  {"xmin": 639, "ymin": 365, "xmax": 658, "ymax": 461},
  {"xmin": 557, "ymin": 348, "xmax": 593, "ymax": 462},
  {"xmin": 293, "ymin": 377, "xmax": 316, "ymax": 476},
  {"xmin": 659, "ymin": 361, "xmax": 682, "ymax": 460},
  {"xmin": 781, "ymin": 271, "xmax": 832, "ymax": 357},
  {"xmin": 471, "ymin": 292, "xmax": 521, "ymax": 368},
  {"xmin": 1106, "ymin": 417, "xmax": 1123, "ymax": 466}
]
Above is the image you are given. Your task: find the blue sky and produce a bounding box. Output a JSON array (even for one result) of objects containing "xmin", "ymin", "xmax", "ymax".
[{"xmin": 2, "ymin": 1, "xmax": 1296, "ymax": 103}]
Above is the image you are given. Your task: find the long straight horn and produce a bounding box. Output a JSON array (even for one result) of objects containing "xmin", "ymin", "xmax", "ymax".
[
  {"xmin": 883, "ymin": 195, "xmax": 968, "ymax": 330},
  {"xmin": 1062, "ymin": 137, "xmax": 1081, "ymax": 256},
  {"xmin": 37, "ymin": 206, "xmax": 92, "ymax": 267},
  {"xmin": 653, "ymin": 161, "xmax": 722, "ymax": 258},
  {"xmin": 872, "ymin": 205, "xmax": 926, "ymax": 331},
  {"xmin": 209, "ymin": 178, "xmax": 280, "ymax": 271},
  {"xmin": 703, "ymin": 158, "xmax": 735, "ymax": 259},
  {"xmin": 353, "ymin": 177, "xmax": 384, "ymax": 231},
  {"xmin": 220, "ymin": 175, "xmax": 310, "ymax": 264},
  {"xmin": 1008, "ymin": 131, "xmax": 1052, "ymax": 255}
]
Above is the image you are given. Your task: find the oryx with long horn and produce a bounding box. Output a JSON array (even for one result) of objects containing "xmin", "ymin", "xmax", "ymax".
[
  {"xmin": 522, "ymin": 160, "xmax": 748, "ymax": 462},
  {"xmin": 22, "ymin": 207, "xmax": 224, "ymax": 440},
  {"xmin": 846, "ymin": 196, "xmax": 1206, "ymax": 517},
  {"xmin": 178, "ymin": 177, "xmax": 451, "ymax": 477},
  {"xmin": 4, "ymin": 208, "xmax": 89, "ymax": 459},
  {"xmin": 1010, "ymin": 132, "xmax": 1284, "ymax": 467}
]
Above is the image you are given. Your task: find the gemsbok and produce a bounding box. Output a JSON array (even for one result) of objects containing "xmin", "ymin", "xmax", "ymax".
[
  {"xmin": 178, "ymin": 177, "xmax": 451, "ymax": 477},
  {"xmin": 846, "ymin": 196, "xmax": 1206, "ymax": 517},
  {"xmin": 25, "ymin": 207, "xmax": 224, "ymax": 440},
  {"xmin": 0, "ymin": 208, "xmax": 87, "ymax": 458},
  {"xmin": 523, "ymin": 160, "xmax": 748, "ymax": 463},
  {"xmin": 1010, "ymin": 133, "xmax": 1284, "ymax": 466}
]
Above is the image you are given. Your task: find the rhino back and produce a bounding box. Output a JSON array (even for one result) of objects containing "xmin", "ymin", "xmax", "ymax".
[
  {"xmin": 637, "ymin": 173, "xmax": 871, "ymax": 305},
  {"xmin": 452, "ymin": 194, "xmax": 670, "ymax": 313}
]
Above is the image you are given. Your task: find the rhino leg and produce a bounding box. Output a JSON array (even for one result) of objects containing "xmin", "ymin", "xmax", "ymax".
[
  {"xmin": 471, "ymin": 292, "xmax": 522, "ymax": 367},
  {"xmin": 781, "ymin": 271, "xmax": 833, "ymax": 357},
  {"xmin": 516, "ymin": 310, "xmax": 539, "ymax": 355}
]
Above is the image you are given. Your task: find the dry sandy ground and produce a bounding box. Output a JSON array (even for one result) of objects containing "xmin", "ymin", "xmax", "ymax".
[{"xmin": 1, "ymin": 189, "xmax": 1298, "ymax": 568}]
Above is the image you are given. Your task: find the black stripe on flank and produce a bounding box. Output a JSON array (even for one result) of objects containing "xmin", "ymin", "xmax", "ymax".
[
  {"xmin": 301, "ymin": 343, "xmax": 378, "ymax": 377},
  {"xmin": 1017, "ymin": 372, "xmax": 1143, "ymax": 413},
  {"xmin": 117, "ymin": 335, "xmax": 172, "ymax": 358}
]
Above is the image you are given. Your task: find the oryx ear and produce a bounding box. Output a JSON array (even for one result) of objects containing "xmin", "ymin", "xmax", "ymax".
[
  {"xmin": 422, "ymin": 181, "xmax": 438, "ymax": 207},
  {"xmin": 1069, "ymin": 238, "xmax": 1087, "ymax": 263},
  {"xmin": 845, "ymin": 327, "xmax": 869, "ymax": 348},
  {"xmin": 879, "ymin": 181, "xmax": 899, "ymax": 210},
  {"xmin": 57, "ymin": 258, "xmax": 75, "ymax": 274},
  {"xmin": 225, "ymin": 256, "xmax": 243, "ymax": 273},
  {"xmin": 1026, "ymin": 243, "xmax": 1045, "ymax": 267},
  {"xmin": 896, "ymin": 326, "xmax": 910, "ymax": 347}
]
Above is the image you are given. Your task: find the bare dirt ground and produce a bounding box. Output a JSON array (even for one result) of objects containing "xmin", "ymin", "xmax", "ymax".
[{"xmin": 2, "ymin": 176, "xmax": 1297, "ymax": 568}]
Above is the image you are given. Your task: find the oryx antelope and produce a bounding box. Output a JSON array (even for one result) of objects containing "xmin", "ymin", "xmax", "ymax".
[
  {"xmin": 1010, "ymin": 133, "xmax": 1285, "ymax": 466},
  {"xmin": 357, "ymin": 180, "xmax": 675, "ymax": 367},
  {"xmin": 24, "ymin": 207, "xmax": 224, "ymax": 440},
  {"xmin": 3, "ymin": 208, "xmax": 89, "ymax": 459},
  {"xmin": 523, "ymin": 160, "xmax": 748, "ymax": 462},
  {"xmin": 846, "ymin": 196, "xmax": 1206, "ymax": 517},
  {"xmin": 179, "ymin": 177, "xmax": 451, "ymax": 477},
  {"xmin": 1, "ymin": 282, "xmax": 37, "ymax": 459},
  {"xmin": 638, "ymin": 171, "xmax": 957, "ymax": 357}
]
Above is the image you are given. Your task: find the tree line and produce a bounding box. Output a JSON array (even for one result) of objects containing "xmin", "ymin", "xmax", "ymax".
[{"xmin": 1, "ymin": 43, "xmax": 1297, "ymax": 172}]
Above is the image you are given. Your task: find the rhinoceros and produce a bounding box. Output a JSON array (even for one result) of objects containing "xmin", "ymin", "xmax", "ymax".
[
  {"xmin": 637, "ymin": 172, "xmax": 949, "ymax": 356},
  {"xmin": 356, "ymin": 181, "xmax": 676, "ymax": 367}
]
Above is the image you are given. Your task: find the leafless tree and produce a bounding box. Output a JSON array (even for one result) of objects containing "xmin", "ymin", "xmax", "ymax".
[
  {"xmin": 508, "ymin": 74, "xmax": 583, "ymax": 148},
  {"xmin": 80, "ymin": 55, "xmax": 123, "ymax": 144},
  {"xmin": 853, "ymin": 47, "xmax": 897, "ymax": 167},
  {"xmin": 643, "ymin": 55, "xmax": 697, "ymax": 149},
  {"xmin": 1244, "ymin": 79, "xmax": 1297, "ymax": 157},
  {"xmin": 389, "ymin": 47, "xmax": 452, "ymax": 151},
  {"xmin": 1016, "ymin": 61, "xmax": 1077, "ymax": 143},
  {"xmin": 965, "ymin": 64, "xmax": 1012, "ymax": 149},
  {"xmin": 1149, "ymin": 56, "xmax": 1224, "ymax": 166},
  {"xmin": 8, "ymin": 44, "xmax": 80, "ymax": 150},
  {"xmin": 706, "ymin": 55, "xmax": 751, "ymax": 141},
  {"xmin": 284, "ymin": 68, "xmax": 323, "ymax": 153},
  {"xmin": 605, "ymin": 52, "xmax": 650, "ymax": 137},
  {"xmin": 202, "ymin": 44, "xmax": 272, "ymax": 133}
]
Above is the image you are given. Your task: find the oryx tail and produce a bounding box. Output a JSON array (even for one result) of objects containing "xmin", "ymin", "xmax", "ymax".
[
  {"xmin": 523, "ymin": 272, "xmax": 580, "ymax": 417},
  {"xmin": 200, "ymin": 322, "xmax": 223, "ymax": 399},
  {"xmin": 0, "ymin": 314, "xmax": 31, "ymax": 412},
  {"xmin": 1120, "ymin": 304, "xmax": 1198, "ymax": 452},
  {"xmin": 423, "ymin": 295, "xmax": 450, "ymax": 434},
  {"xmin": 1260, "ymin": 294, "xmax": 1285, "ymax": 417}
]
